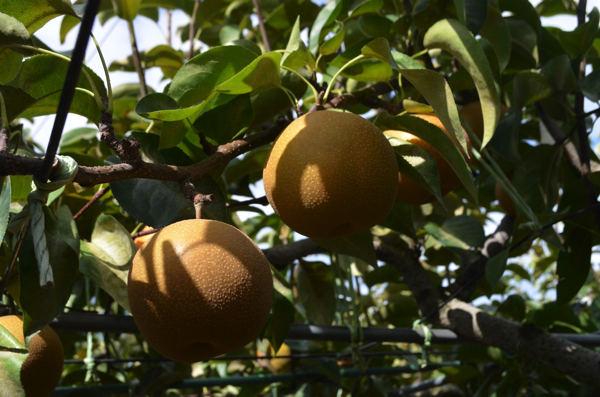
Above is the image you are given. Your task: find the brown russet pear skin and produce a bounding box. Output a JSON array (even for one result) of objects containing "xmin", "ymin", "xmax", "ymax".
[
  {"xmin": 128, "ymin": 219, "xmax": 273, "ymax": 363},
  {"xmin": 263, "ymin": 110, "xmax": 399, "ymax": 239},
  {"xmin": 0, "ymin": 315, "xmax": 64, "ymax": 397},
  {"xmin": 385, "ymin": 113, "xmax": 471, "ymax": 205}
]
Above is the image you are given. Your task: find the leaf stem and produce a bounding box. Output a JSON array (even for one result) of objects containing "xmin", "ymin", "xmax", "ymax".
[
  {"xmin": 252, "ymin": 0, "xmax": 271, "ymax": 52},
  {"xmin": 277, "ymin": 85, "xmax": 299, "ymax": 113},
  {"xmin": 466, "ymin": 126, "xmax": 540, "ymax": 228},
  {"xmin": 280, "ymin": 65, "xmax": 320, "ymax": 103},
  {"xmin": 0, "ymin": 92, "xmax": 8, "ymax": 129},
  {"xmin": 323, "ymin": 54, "xmax": 365, "ymax": 103},
  {"xmin": 126, "ymin": 19, "xmax": 147, "ymax": 97},
  {"xmin": 90, "ymin": 34, "xmax": 113, "ymax": 114},
  {"xmin": 189, "ymin": 0, "xmax": 200, "ymax": 61}
]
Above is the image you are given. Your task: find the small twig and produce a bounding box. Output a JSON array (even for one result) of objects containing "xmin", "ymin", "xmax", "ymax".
[
  {"xmin": 126, "ymin": 19, "xmax": 147, "ymax": 97},
  {"xmin": 0, "ymin": 128, "xmax": 10, "ymax": 151},
  {"xmin": 166, "ymin": 10, "xmax": 172, "ymax": 47},
  {"xmin": 188, "ymin": 0, "xmax": 200, "ymax": 61},
  {"xmin": 195, "ymin": 128, "xmax": 217, "ymax": 156},
  {"xmin": 252, "ymin": 0, "xmax": 271, "ymax": 52},
  {"xmin": 0, "ymin": 222, "xmax": 30, "ymax": 295},
  {"xmin": 73, "ymin": 186, "xmax": 111, "ymax": 220},
  {"xmin": 308, "ymin": 91, "xmax": 326, "ymax": 113},
  {"xmin": 37, "ymin": 0, "xmax": 102, "ymax": 182},
  {"xmin": 131, "ymin": 227, "xmax": 162, "ymax": 239},
  {"xmin": 99, "ymin": 111, "xmax": 141, "ymax": 164},
  {"xmin": 226, "ymin": 196, "xmax": 269, "ymax": 207},
  {"xmin": 180, "ymin": 179, "xmax": 214, "ymax": 219}
]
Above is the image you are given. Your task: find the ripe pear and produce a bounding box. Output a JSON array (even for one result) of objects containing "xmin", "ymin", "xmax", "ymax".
[
  {"xmin": 385, "ymin": 113, "xmax": 471, "ymax": 205},
  {"xmin": 128, "ymin": 219, "xmax": 273, "ymax": 363},
  {"xmin": 0, "ymin": 315, "xmax": 64, "ymax": 397},
  {"xmin": 263, "ymin": 111, "xmax": 398, "ymax": 239}
]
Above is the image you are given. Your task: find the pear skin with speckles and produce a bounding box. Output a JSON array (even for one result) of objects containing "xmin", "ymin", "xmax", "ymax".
[
  {"xmin": 128, "ymin": 219, "xmax": 273, "ymax": 363},
  {"xmin": 263, "ymin": 111, "xmax": 399, "ymax": 239},
  {"xmin": 0, "ymin": 315, "xmax": 64, "ymax": 397}
]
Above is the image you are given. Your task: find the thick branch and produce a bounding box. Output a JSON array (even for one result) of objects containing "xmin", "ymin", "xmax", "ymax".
[
  {"xmin": 262, "ymin": 235, "xmax": 600, "ymax": 387},
  {"xmin": 448, "ymin": 215, "xmax": 515, "ymax": 301},
  {"xmin": 439, "ymin": 301, "xmax": 600, "ymax": 387},
  {"xmin": 0, "ymin": 120, "xmax": 289, "ymax": 187}
]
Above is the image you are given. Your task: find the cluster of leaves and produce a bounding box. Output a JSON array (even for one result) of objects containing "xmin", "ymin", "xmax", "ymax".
[{"xmin": 1, "ymin": 0, "xmax": 600, "ymax": 395}]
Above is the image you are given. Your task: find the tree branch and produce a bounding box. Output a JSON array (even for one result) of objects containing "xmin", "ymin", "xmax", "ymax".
[
  {"xmin": 448, "ymin": 215, "xmax": 515, "ymax": 301},
  {"xmin": 252, "ymin": 0, "xmax": 271, "ymax": 52},
  {"xmin": 259, "ymin": 235, "xmax": 600, "ymax": 387},
  {"xmin": 0, "ymin": 120, "xmax": 289, "ymax": 187}
]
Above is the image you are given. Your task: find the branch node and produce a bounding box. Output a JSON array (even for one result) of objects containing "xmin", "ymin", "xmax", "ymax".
[
  {"xmin": 0, "ymin": 128, "xmax": 10, "ymax": 152},
  {"xmin": 99, "ymin": 111, "xmax": 142, "ymax": 164}
]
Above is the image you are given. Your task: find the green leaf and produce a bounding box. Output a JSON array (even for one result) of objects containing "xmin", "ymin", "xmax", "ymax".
[
  {"xmin": 550, "ymin": 7, "xmax": 599, "ymax": 59},
  {"xmin": 0, "ymin": 85, "xmax": 36, "ymax": 123},
  {"xmin": 506, "ymin": 18, "xmax": 538, "ymax": 70},
  {"xmin": 193, "ymin": 93, "xmax": 254, "ymax": 145},
  {"xmin": 264, "ymin": 0, "xmax": 321, "ymax": 31},
  {"xmin": 384, "ymin": 134, "xmax": 443, "ymax": 204},
  {"xmin": 79, "ymin": 215, "xmax": 136, "ymax": 311},
  {"xmin": 348, "ymin": 0, "xmax": 383, "ymax": 18},
  {"xmin": 296, "ymin": 261, "xmax": 335, "ymax": 325},
  {"xmin": 60, "ymin": 127, "xmax": 97, "ymax": 147},
  {"xmin": 580, "ymin": 68, "xmax": 600, "ymax": 101},
  {"xmin": 309, "ymin": 0, "xmax": 345, "ymax": 53},
  {"xmin": 391, "ymin": 51, "xmax": 467, "ymax": 155},
  {"xmin": 215, "ymin": 52, "xmax": 282, "ymax": 95},
  {"xmin": 282, "ymin": 17, "xmax": 311, "ymax": 70},
  {"xmin": 513, "ymin": 72, "xmax": 553, "ymax": 108},
  {"xmin": 540, "ymin": 54, "xmax": 579, "ymax": 93},
  {"xmin": 109, "ymin": 163, "xmax": 226, "ymax": 228},
  {"xmin": 0, "ymin": 0, "xmax": 77, "ymax": 34},
  {"xmin": 167, "ymin": 45, "xmax": 257, "ymax": 108},
  {"xmin": 113, "ymin": 0, "xmax": 142, "ymax": 21},
  {"xmin": 479, "ymin": 6, "xmax": 511, "ymax": 73},
  {"xmin": 423, "ymin": 18, "xmax": 501, "ymax": 148},
  {"xmin": 442, "ymin": 215, "xmax": 485, "ymax": 248},
  {"xmin": 536, "ymin": 0, "xmax": 577, "ymax": 17},
  {"xmin": 319, "ymin": 23, "xmax": 345, "ymax": 56},
  {"xmin": 7, "ymin": 54, "xmax": 107, "ymax": 123},
  {"xmin": 556, "ymin": 228, "xmax": 592, "ymax": 304},
  {"xmin": 312, "ymin": 230, "xmax": 377, "ymax": 268},
  {"xmin": 454, "ymin": 0, "xmax": 465, "ymax": 26},
  {"xmin": 377, "ymin": 114, "xmax": 476, "ymax": 203},
  {"xmin": 265, "ymin": 288, "xmax": 294, "ymax": 354},
  {"xmin": 145, "ymin": 45, "xmax": 183, "ymax": 79},
  {"xmin": 379, "ymin": 201, "xmax": 416, "ymax": 239},
  {"xmin": 0, "ymin": 323, "xmax": 27, "ymax": 397},
  {"xmin": 158, "ymin": 120, "xmax": 191, "ymax": 149},
  {"xmin": 0, "ymin": 48, "xmax": 23, "ymax": 85},
  {"xmin": 488, "ymin": 108, "xmax": 521, "ymax": 164},
  {"xmin": 464, "ymin": 0, "xmax": 486, "ymax": 35},
  {"xmin": 403, "ymin": 99, "xmax": 433, "ymax": 114},
  {"xmin": 497, "ymin": 294, "xmax": 526, "ymax": 322},
  {"xmin": 484, "ymin": 248, "xmax": 509, "ymax": 290},
  {"xmin": 134, "ymin": 93, "xmax": 188, "ymax": 121},
  {"xmin": 59, "ymin": 14, "xmax": 79, "ymax": 44},
  {"xmin": 0, "ymin": 12, "xmax": 32, "ymax": 51},
  {"xmin": 10, "ymin": 175, "xmax": 33, "ymax": 203},
  {"xmin": 18, "ymin": 206, "xmax": 79, "ymax": 337},
  {"xmin": 0, "ymin": 177, "xmax": 11, "ymax": 243}
]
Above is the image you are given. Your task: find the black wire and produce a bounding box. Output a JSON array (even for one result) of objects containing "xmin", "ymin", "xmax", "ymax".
[
  {"xmin": 63, "ymin": 350, "xmax": 457, "ymax": 365},
  {"xmin": 419, "ymin": 202, "xmax": 600, "ymax": 324},
  {"xmin": 36, "ymin": 0, "xmax": 102, "ymax": 182}
]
